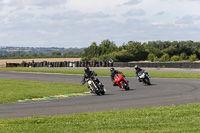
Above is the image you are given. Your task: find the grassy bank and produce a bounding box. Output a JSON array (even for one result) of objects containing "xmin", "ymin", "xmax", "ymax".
[
  {"xmin": 0, "ymin": 103, "xmax": 200, "ymax": 133},
  {"xmin": 0, "ymin": 79, "xmax": 88, "ymax": 103},
  {"xmin": 0, "ymin": 67, "xmax": 200, "ymax": 79}
]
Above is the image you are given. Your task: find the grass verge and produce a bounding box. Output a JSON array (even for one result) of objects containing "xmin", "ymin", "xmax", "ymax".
[
  {"xmin": 0, "ymin": 79, "xmax": 88, "ymax": 103},
  {"xmin": 0, "ymin": 67, "xmax": 200, "ymax": 79},
  {"xmin": 0, "ymin": 103, "xmax": 200, "ymax": 133}
]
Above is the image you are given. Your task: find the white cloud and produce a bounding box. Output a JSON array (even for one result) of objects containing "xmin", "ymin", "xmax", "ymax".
[
  {"xmin": 66, "ymin": 0, "xmax": 127, "ymax": 13},
  {"xmin": 124, "ymin": 0, "xmax": 142, "ymax": 5},
  {"xmin": 5, "ymin": 0, "xmax": 68, "ymax": 7},
  {"xmin": 155, "ymin": 11, "xmax": 165, "ymax": 16},
  {"xmin": 124, "ymin": 8, "xmax": 145, "ymax": 16},
  {"xmin": 176, "ymin": 15, "xmax": 194, "ymax": 25},
  {"xmin": 0, "ymin": 0, "xmax": 200, "ymax": 47}
]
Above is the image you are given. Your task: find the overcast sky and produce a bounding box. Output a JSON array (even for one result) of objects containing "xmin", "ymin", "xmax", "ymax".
[{"xmin": 0, "ymin": 0, "xmax": 200, "ymax": 48}]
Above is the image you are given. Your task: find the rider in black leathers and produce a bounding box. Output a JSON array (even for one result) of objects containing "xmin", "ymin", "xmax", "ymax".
[
  {"xmin": 110, "ymin": 67, "xmax": 126, "ymax": 86},
  {"xmin": 134, "ymin": 65, "xmax": 145, "ymax": 82},
  {"xmin": 81, "ymin": 67, "xmax": 99, "ymax": 93}
]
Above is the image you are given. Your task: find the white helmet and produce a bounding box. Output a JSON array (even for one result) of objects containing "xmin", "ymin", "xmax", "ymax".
[{"xmin": 134, "ymin": 65, "xmax": 138, "ymax": 69}]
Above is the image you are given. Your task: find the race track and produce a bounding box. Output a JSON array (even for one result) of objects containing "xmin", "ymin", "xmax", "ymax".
[{"xmin": 0, "ymin": 71, "xmax": 200, "ymax": 118}]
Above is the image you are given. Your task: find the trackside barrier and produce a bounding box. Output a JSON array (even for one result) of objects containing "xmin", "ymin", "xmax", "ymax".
[{"xmin": 6, "ymin": 61, "xmax": 200, "ymax": 68}]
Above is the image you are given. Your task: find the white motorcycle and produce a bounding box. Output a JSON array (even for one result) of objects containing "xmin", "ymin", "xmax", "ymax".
[{"xmin": 138, "ymin": 71, "xmax": 151, "ymax": 85}]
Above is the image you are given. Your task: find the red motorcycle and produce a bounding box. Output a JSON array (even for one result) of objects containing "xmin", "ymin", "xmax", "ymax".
[{"xmin": 114, "ymin": 74, "xmax": 130, "ymax": 90}]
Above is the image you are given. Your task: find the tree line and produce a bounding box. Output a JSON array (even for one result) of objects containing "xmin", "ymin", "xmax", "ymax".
[
  {"xmin": 81, "ymin": 40, "xmax": 200, "ymax": 62},
  {"xmin": 0, "ymin": 48, "xmax": 84, "ymax": 59},
  {"xmin": 1, "ymin": 40, "xmax": 200, "ymax": 62}
]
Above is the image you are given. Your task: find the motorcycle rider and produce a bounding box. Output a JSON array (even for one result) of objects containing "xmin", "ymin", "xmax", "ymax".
[
  {"xmin": 81, "ymin": 67, "xmax": 99, "ymax": 93},
  {"xmin": 110, "ymin": 67, "xmax": 127, "ymax": 86},
  {"xmin": 134, "ymin": 65, "xmax": 148, "ymax": 82}
]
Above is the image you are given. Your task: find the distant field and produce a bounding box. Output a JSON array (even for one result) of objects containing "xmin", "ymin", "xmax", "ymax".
[{"xmin": 0, "ymin": 58, "xmax": 81, "ymax": 67}]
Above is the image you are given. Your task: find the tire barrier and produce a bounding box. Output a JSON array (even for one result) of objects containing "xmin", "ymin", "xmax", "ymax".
[
  {"xmin": 120, "ymin": 62, "xmax": 200, "ymax": 68},
  {"xmin": 6, "ymin": 61, "xmax": 200, "ymax": 68},
  {"xmin": 6, "ymin": 60, "xmax": 114, "ymax": 68}
]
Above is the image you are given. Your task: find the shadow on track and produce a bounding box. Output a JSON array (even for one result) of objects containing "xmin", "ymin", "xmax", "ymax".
[
  {"xmin": 118, "ymin": 88, "xmax": 136, "ymax": 91},
  {"xmin": 90, "ymin": 93, "xmax": 114, "ymax": 96}
]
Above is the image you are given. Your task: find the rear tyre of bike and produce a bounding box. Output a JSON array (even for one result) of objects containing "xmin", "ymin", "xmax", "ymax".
[
  {"xmin": 125, "ymin": 86, "xmax": 130, "ymax": 90},
  {"xmin": 100, "ymin": 90, "xmax": 105, "ymax": 95},
  {"xmin": 98, "ymin": 85, "xmax": 105, "ymax": 95},
  {"xmin": 95, "ymin": 90, "xmax": 101, "ymax": 96}
]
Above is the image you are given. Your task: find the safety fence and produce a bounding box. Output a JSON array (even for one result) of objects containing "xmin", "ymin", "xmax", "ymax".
[
  {"xmin": 114, "ymin": 62, "xmax": 200, "ymax": 68},
  {"xmin": 6, "ymin": 61, "xmax": 200, "ymax": 68},
  {"xmin": 6, "ymin": 60, "xmax": 114, "ymax": 68}
]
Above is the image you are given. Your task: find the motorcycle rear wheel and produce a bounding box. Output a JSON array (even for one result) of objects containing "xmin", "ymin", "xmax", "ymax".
[
  {"xmin": 100, "ymin": 90, "xmax": 105, "ymax": 95},
  {"xmin": 95, "ymin": 90, "xmax": 101, "ymax": 96},
  {"xmin": 125, "ymin": 86, "xmax": 130, "ymax": 90}
]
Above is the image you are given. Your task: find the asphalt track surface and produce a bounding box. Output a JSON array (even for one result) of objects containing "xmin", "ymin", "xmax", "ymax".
[{"xmin": 0, "ymin": 71, "xmax": 200, "ymax": 119}]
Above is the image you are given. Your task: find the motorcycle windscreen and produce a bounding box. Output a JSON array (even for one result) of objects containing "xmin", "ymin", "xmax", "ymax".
[
  {"xmin": 139, "ymin": 73, "xmax": 145, "ymax": 78},
  {"xmin": 138, "ymin": 71, "xmax": 144, "ymax": 76}
]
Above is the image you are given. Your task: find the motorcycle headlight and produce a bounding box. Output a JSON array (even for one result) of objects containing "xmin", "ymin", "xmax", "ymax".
[
  {"xmin": 88, "ymin": 81, "xmax": 92, "ymax": 84},
  {"xmin": 140, "ymin": 73, "xmax": 145, "ymax": 78}
]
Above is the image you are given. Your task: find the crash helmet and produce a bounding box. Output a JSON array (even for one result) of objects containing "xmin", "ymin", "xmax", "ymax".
[
  {"xmin": 110, "ymin": 67, "xmax": 115, "ymax": 73},
  {"xmin": 134, "ymin": 65, "xmax": 139, "ymax": 69},
  {"xmin": 84, "ymin": 67, "xmax": 90, "ymax": 73}
]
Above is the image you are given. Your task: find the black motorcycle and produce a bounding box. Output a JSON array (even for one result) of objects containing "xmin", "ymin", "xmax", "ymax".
[{"xmin": 82, "ymin": 78, "xmax": 106, "ymax": 96}]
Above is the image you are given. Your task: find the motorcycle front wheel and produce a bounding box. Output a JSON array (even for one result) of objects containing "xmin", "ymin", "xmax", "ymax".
[{"xmin": 144, "ymin": 78, "xmax": 151, "ymax": 85}]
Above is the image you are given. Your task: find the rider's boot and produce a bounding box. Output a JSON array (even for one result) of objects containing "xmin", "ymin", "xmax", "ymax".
[{"xmin": 90, "ymin": 89, "xmax": 93, "ymax": 93}]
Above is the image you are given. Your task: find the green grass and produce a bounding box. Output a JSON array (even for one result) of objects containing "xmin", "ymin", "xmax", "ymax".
[
  {"xmin": 0, "ymin": 103, "xmax": 200, "ymax": 133},
  {"xmin": 0, "ymin": 68, "xmax": 199, "ymax": 132},
  {"xmin": 148, "ymin": 71, "xmax": 200, "ymax": 79},
  {"xmin": 0, "ymin": 67, "xmax": 84, "ymax": 75},
  {"xmin": 0, "ymin": 79, "xmax": 88, "ymax": 103},
  {"xmin": 0, "ymin": 67, "xmax": 200, "ymax": 79}
]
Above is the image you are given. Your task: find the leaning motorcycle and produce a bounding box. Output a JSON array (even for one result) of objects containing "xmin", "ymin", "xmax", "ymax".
[
  {"xmin": 138, "ymin": 71, "xmax": 151, "ymax": 85},
  {"xmin": 114, "ymin": 74, "xmax": 130, "ymax": 90},
  {"xmin": 85, "ymin": 78, "xmax": 106, "ymax": 95}
]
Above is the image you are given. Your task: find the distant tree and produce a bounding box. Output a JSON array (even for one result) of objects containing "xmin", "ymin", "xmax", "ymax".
[
  {"xmin": 98, "ymin": 53, "xmax": 115, "ymax": 61},
  {"xmin": 81, "ymin": 57, "xmax": 89, "ymax": 61},
  {"xmin": 67, "ymin": 51, "xmax": 74, "ymax": 56},
  {"xmin": 144, "ymin": 46, "xmax": 162, "ymax": 58},
  {"xmin": 52, "ymin": 51, "xmax": 61, "ymax": 56},
  {"xmin": 148, "ymin": 53, "xmax": 157, "ymax": 62},
  {"xmin": 82, "ymin": 42, "xmax": 100, "ymax": 59},
  {"xmin": 159, "ymin": 54, "xmax": 170, "ymax": 62},
  {"xmin": 112, "ymin": 50, "xmax": 135, "ymax": 62},
  {"xmin": 161, "ymin": 46, "xmax": 177, "ymax": 57},
  {"xmin": 180, "ymin": 52, "xmax": 188, "ymax": 60},
  {"xmin": 90, "ymin": 57, "xmax": 99, "ymax": 61},
  {"xmin": 33, "ymin": 53, "xmax": 38, "ymax": 57},
  {"xmin": 99, "ymin": 40, "xmax": 118, "ymax": 55},
  {"xmin": 188, "ymin": 54, "xmax": 198, "ymax": 62},
  {"xmin": 171, "ymin": 55, "xmax": 180, "ymax": 62},
  {"xmin": 124, "ymin": 41, "xmax": 148, "ymax": 61}
]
